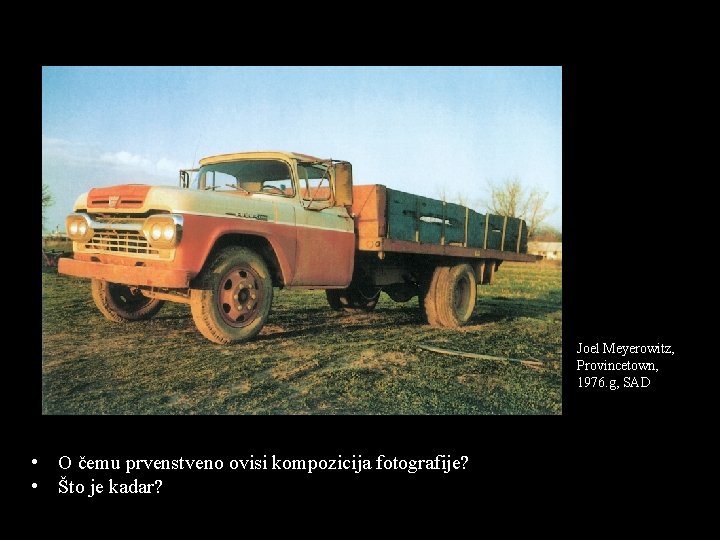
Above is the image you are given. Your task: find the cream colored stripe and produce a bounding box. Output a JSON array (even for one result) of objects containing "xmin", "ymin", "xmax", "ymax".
[{"xmin": 175, "ymin": 210, "xmax": 355, "ymax": 233}]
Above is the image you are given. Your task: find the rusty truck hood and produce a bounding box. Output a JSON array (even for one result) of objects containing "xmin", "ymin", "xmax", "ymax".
[
  {"xmin": 86, "ymin": 184, "xmax": 152, "ymax": 209},
  {"xmin": 75, "ymin": 184, "xmax": 284, "ymax": 219}
]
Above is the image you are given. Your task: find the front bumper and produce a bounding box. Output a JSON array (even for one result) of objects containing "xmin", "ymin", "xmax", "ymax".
[{"xmin": 58, "ymin": 257, "xmax": 191, "ymax": 288}]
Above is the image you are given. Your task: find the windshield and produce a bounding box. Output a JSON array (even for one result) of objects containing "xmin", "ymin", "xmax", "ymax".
[{"xmin": 192, "ymin": 159, "xmax": 294, "ymax": 197}]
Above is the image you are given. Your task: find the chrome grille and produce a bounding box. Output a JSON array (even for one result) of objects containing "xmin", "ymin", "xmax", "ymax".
[{"xmin": 84, "ymin": 230, "xmax": 159, "ymax": 256}]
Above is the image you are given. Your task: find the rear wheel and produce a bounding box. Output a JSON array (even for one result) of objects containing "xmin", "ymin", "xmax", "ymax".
[
  {"xmin": 385, "ymin": 284, "xmax": 416, "ymax": 303},
  {"xmin": 422, "ymin": 266, "xmax": 449, "ymax": 326},
  {"xmin": 326, "ymin": 267, "xmax": 380, "ymax": 312},
  {"xmin": 417, "ymin": 290, "xmax": 427, "ymax": 323},
  {"xmin": 326, "ymin": 289, "xmax": 344, "ymax": 310},
  {"xmin": 423, "ymin": 264, "xmax": 477, "ymax": 327},
  {"xmin": 326, "ymin": 285, "xmax": 380, "ymax": 312},
  {"xmin": 91, "ymin": 279, "xmax": 164, "ymax": 322},
  {"xmin": 190, "ymin": 247, "xmax": 273, "ymax": 344},
  {"xmin": 349, "ymin": 285, "xmax": 381, "ymax": 311}
]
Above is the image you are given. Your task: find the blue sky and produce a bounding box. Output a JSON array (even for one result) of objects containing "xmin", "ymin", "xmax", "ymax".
[{"xmin": 42, "ymin": 66, "xmax": 562, "ymax": 232}]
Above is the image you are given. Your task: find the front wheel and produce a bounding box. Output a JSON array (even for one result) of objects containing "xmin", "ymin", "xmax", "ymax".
[
  {"xmin": 190, "ymin": 246, "xmax": 273, "ymax": 344},
  {"xmin": 91, "ymin": 279, "xmax": 164, "ymax": 322}
]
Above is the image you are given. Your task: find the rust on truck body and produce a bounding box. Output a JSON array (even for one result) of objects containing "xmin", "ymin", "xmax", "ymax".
[
  {"xmin": 64, "ymin": 209, "xmax": 355, "ymax": 289},
  {"xmin": 178, "ymin": 213, "xmax": 354, "ymax": 288},
  {"xmin": 351, "ymin": 184, "xmax": 387, "ymax": 238},
  {"xmin": 58, "ymin": 257, "xmax": 191, "ymax": 288}
]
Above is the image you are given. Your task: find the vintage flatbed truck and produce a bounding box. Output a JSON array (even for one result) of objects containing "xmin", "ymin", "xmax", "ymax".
[{"xmin": 58, "ymin": 151, "xmax": 535, "ymax": 343}]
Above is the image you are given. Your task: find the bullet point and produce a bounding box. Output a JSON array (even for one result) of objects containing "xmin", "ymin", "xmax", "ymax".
[
  {"xmin": 32, "ymin": 458, "xmax": 37, "ymax": 465},
  {"xmin": 32, "ymin": 483, "xmax": 37, "ymax": 489}
]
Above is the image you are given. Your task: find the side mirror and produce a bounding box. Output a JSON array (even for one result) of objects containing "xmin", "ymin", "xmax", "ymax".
[
  {"xmin": 334, "ymin": 162, "xmax": 353, "ymax": 207},
  {"xmin": 179, "ymin": 170, "xmax": 190, "ymax": 189}
]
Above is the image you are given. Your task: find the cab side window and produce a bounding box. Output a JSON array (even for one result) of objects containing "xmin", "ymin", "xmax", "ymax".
[{"xmin": 297, "ymin": 164, "xmax": 331, "ymax": 201}]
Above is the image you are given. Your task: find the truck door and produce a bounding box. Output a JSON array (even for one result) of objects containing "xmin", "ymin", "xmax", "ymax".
[{"xmin": 291, "ymin": 165, "xmax": 355, "ymax": 286}]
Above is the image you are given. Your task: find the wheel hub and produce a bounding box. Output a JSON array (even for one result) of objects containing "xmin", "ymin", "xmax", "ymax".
[{"xmin": 217, "ymin": 266, "xmax": 263, "ymax": 327}]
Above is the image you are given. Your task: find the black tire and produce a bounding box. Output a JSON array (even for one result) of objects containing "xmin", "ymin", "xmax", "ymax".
[
  {"xmin": 91, "ymin": 279, "xmax": 164, "ymax": 322},
  {"xmin": 326, "ymin": 282, "xmax": 380, "ymax": 312},
  {"xmin": 353, "ymin": 288, "xmax": 380, "ymax": 311},
  {"xmin": 385, "ymin": 284, "xmax": 416, "ymax": 303},
  {"xmin": 422, "ymin": 266, "xmax": 449, "ymax": 326},
  {"xmin": 435, "ymin": 264, "xmax": 477, "ymax": 327},
  {"xmin": 482, "ymin": 260, "xmax": 496, "ymax": 284},
  {"xmin": 326, "ymin": 289, "xmax": 343, "ymax": 310},
  {"xmin": 190, "ymin": 246, "xmax": 273, "ymax": 344}
]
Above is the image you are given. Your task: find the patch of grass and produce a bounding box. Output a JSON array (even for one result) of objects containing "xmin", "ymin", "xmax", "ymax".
[
  {"xmin": 43, "ymin": 239, "xmax": 73, "ymax": 252},
  {"xmin": 42, "ymin": 262, "xmax": 561, "ymax": 415}
]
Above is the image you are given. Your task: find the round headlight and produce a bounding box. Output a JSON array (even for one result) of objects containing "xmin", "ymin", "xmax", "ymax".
[
  {"xmin": 162, "ymin": 224, "xmax": 175, "ymax": 241},
  {"xmin": 151, "ymin": 224, "xmax": 162, "ymax": 240},
  {"xmin": 69, "ymin": 222, "xmax": 79, "ymax": 235},
  {"xmin": 78, "ymin": 223, "xmax": 87, "ymax": 236}
]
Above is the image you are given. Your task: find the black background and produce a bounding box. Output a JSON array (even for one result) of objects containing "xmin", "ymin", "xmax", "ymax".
[{"xmin": 29, "ymin": 61, "xmax": 686, "ymax": 506}]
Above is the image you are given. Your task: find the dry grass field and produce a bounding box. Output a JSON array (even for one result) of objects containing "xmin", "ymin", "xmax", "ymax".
[{"xmin": 41, "ymin": 261, "xmax": 561, "ymax": 414}]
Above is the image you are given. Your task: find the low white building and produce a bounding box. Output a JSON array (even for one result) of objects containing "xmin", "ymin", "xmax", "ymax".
[{"xmin": 528, "ymin": 241, "xmax": 562, "ymax": 261}]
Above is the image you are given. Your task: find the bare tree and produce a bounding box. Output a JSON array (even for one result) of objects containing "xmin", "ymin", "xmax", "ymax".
[
  {"xmin": 454, "ymin": 192, "xmax": 469, "ymax": 207},
  {"xmin": 436, "ymin": 186, "xmax": 473, "ymax": 208},
  {"xmin": 485, "ymin": 177, "xmax": 555, "ymax": 238},
  {"xmin": 42, "ymin": 183, "xmax": 54, "ymax": 229}
]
